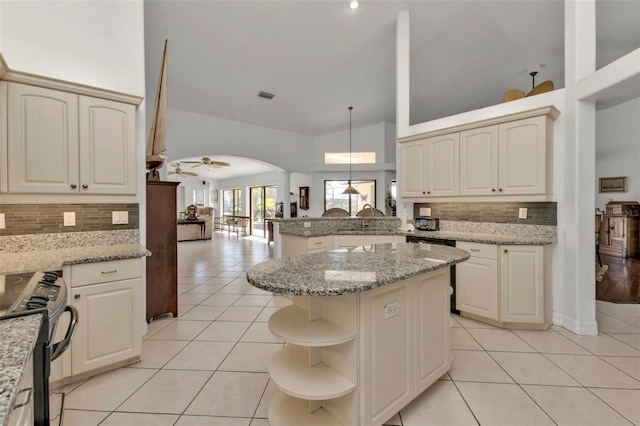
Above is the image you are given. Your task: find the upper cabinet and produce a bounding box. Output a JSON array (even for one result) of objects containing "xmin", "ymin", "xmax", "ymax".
[
  {"xmin": 5, "ymin": 82, "xmax": 136, "ymax": 195},
  {"xmin": 399, "ymin": 106, "xmax": 558, "ymax": 201},
  {"xmin": 400, "ymin": 133, "xmax": 459, "ymax": 198}
]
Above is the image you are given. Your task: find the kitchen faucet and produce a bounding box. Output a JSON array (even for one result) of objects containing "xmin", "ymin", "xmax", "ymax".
[{"xmin": 361, "ymin": 203, "xmax": 373, "ymax": 227}]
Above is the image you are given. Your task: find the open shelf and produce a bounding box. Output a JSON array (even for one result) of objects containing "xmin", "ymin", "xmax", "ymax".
[
  {"xmin": 269, "ymin": 345, "xmax": 356, "ymax": 400},
  {"xmin": 269, "ymin": 305, "xmax": 355, "ymax": 347},
  {"xmin": 269, "ymin": 391, "xmax": 343, "ymax": 426}
]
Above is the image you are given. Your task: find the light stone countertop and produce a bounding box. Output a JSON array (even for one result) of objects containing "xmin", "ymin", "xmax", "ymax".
[
  {"xmin": 0, "ymin": 313, "xmax": 43, "ymax": 426},
  {"xmin": 0, "ymin": 243, "xmax": 150, "ymax": 275},
  {"xmin": 247, "ymin": 242, "xmax": 469, "ymax": 296}
]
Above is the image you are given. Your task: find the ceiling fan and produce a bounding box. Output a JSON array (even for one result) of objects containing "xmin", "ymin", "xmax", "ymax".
[
  {"xmin": 168, "ymin": 163, "xmax": 198, "ymax": 177},
  {"xmin": 503, "ymin": 66, "xmax": 554, "ymax": 102},
  {"xmin": 183, "ymin": 156, "xmax": 231, "ymax": 168}
]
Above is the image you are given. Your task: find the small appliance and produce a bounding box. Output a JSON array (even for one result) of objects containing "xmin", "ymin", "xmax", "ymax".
[{"xmin": 415, "ymin": 217, "xmax": 440, "ymax": 231}]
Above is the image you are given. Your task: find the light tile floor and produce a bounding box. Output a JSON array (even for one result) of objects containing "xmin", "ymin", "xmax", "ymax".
[{"xmin": 54, "ymin": 233, "xmax": 640, "ymax": 425}]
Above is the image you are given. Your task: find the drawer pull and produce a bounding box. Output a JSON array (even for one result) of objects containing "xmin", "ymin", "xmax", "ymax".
[
  {"xmin": 504, "ymin": 249, "xmax": 508, "ymax": 253},
  {"xmin": 82, "ymin": 184, "xmax": 88, "ymax": 189},
  {"xmin": 314, "ymin": 242, "xmax": 322, "ymax": 245},
  {"xmin": 74, "ymin": 294, "xmax": 80, "ymax": 299},
  {"xmin": 13, "ymin": 387, "xmax": 33, "ymax": 409},
  {"xmin": 70, "ymin": 184, "xmax": 77, "ymax": 189},
  {"xmin": 470, "ymin": 248, "xmax": 481, "ymax": 252},
  {"xmin": 101, "ymin": 269, "xmax": 118, "ymax": 274}
]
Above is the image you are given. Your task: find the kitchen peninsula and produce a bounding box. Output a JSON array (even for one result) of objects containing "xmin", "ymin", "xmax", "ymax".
[{"xmin": 247, "ymin": 242, "xmax": 469, "ymax": 426}]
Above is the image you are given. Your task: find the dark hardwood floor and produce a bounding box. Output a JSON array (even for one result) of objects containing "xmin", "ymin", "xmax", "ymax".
[{"xmin": 596, "ymin": 254, "xmax": 640, "ymax": 304}]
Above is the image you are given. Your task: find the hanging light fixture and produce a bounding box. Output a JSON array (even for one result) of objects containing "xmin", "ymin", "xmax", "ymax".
[{"xmin": 342, "ymin": 106, "xmax": 360, "ymax": 195}]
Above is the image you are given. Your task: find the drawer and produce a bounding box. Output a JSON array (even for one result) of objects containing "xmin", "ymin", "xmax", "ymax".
[
  {"xmin": 457, "ymin": 241, "xmax": 497, "ymax": 260},
  {"xmin": 307, "ymin": 236, "xmax": 330, "ymax": 250},
  {"xmin": 71, "ymin": 258, "xmax": 142, "ymax": 287},
  {"xmin": 339, "ymin": 235, "xmax": 367, "ymax": 247}
]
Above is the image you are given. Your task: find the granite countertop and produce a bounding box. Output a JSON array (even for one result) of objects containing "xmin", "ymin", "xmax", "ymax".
[
  {"xmin": 0, "ymin": 243, "xmax": 151, "ymax": 275},
  {"xmin": 0, "ymin": 313, "xmax": 43, "ymax": 426},
  {"xmin": 280, "ymin": 229, "xmax": 555, "ymax": 245},
  {"xmin": 247, "ymin": 242, "xmax": 469, "ymax": 296},
  {"xmin": 406, "ymin": 230, "xmax": 557, "ymax": 245}
]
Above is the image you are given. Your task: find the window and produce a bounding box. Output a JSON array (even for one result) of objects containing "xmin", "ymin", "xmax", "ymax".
[
  {"xmin": 193, "ymin": 190, "xmax": 205, "ymax": 207},
  {"xmin": 324, "ymin": 152, "xmax": 376, "ymax": 164},
  {"xmin": 250, "ymin": 186, "xmax": 277, "ymax": 238},
  {"xmin": 324, "ymin": 180, "xmax": 376, "ymax": 216},
  {"xmin": 222, "ymin": 188, "xmax": 243, "ymax": 216}
]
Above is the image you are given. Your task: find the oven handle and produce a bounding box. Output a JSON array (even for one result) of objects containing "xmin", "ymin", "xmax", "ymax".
[{"xmin": 51, "ymin": 305, "xmax": 78, "ymax": 361}]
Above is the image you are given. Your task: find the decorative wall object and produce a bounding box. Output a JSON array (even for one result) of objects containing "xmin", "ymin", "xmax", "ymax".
[
  {"xmin": 599, "ymin": 176, "xmax": 627, "ymax": 193},
  {"xmin": 299, "ymin": 186, "xmax": 309, "ymax": 210}
]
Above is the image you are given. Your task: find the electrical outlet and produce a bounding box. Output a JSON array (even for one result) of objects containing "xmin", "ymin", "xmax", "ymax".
[
  {"xmin": 384, "ymin": 301, "xmax": 400, "ymax": 319},
  {"xmin": 518, "ymin": 208, "xmax": 528, "ymax": 219},
  {"xmin": 0, "ymin": 213, "xmax": 5, "ymax": 229},
  {"xmin": 63, "ymin": 212, "xmax": 76, "ymax": 226},
  {"xmin": 419, "ymin": 207, "xmax": 431, "ymax": 217},
  {"xmin": 304, "ymin": 222, "xmax": 311, "ymax": 228}
]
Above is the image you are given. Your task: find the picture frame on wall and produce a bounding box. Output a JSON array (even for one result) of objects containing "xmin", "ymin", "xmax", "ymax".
[
  {"xmin": 299, "ymin": 186, "xmax": 309, "ymax": 210},
  {"xmin": 599, "ymin": 176, "xmax": 627, "ymax": 193}
]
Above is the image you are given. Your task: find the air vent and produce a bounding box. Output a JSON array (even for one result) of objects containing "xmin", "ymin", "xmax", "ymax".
[{"xmin": 258, "ymin": 91, "xmax": 275, "ymax": 100}]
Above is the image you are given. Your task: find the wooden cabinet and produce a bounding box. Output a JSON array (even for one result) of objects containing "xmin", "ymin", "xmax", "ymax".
[
  {"xmin": 68, "ymin": 258, "xmax": 143, "ymax": 376},
  {"xmin": 399, "ymin": 134, "xmax": 459, "ymax": 197},
  {"xmin": 457, "ymin": 243, "xmax": 549, "ymax": 328},
  {"xmin": 599, "ymin": 202, "xmax": 639, "ymax": 258},
  {"xmin": 399, "ymin": 107, "xmax": 558, "ymax": 200},
  {"xmin": 146, "ymin": 181, "xmax": 179, "ymax": 321},
  {"xmin": 456, "ymin": 242, "xmax": 499, "ymax": 321},
  {"xmin": 4, "ymin": 82, "xmax": 136, "ymax": 195}
]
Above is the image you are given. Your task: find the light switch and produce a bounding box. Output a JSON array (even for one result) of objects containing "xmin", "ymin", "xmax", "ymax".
[
  {"xmin": 112, "ymin": 211, "xmax": 129, "ymax": 224},
  {"xmin": 518, "ymin": 208, "xmax": 528, "ymax": 219},
  {"xmin": 0, "ymin": 213, "xmax": 5, "ymax": 229}
]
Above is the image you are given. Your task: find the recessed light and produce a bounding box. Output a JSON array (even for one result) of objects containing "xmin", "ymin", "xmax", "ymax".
[
  {"xmin": 258, "ymin": 91, "xmax": 275, "ymax": 100},
  {"xmin": 350, "ymin": 0, "xmax": 359, "ymax": 9}
]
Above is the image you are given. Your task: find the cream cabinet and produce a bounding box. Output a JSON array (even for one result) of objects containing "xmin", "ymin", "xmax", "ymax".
[
  {"xmin": 500, "ymin": 245, "xmax": 545, "ymax": 324},
  {"xmin": 281, "ymin": 235, "xmax": 338, "ymax": 257},
  {"xmin": 460, "ymin": 117, "xmax": 548, "ymax": 196},
  {"xmin": 399, "ymin": 134, "xmax": 459, "ymax": 197},
  {"xmin": 399, "ymin": 106, "xmax": 558, "ymax": 200},
  {"xmin": 50, "ymin": 258, "xmax": 142, "ymax": 382},
  {"xmin": 456, "ymin": 242, "xmax": 499, "ymax": 321},
  {"xmin": 457, "ymin": 243, "xmax": 549, "ymax": 328},
  {"xmin": 5, "ymin": 82, "xmax": 136, "ymax": 195},
  {"xmin": 6, "ymin": 354, "xmax": 33, "ymax": 426}
]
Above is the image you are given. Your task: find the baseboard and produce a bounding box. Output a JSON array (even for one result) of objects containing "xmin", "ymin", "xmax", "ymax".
[{"xmin": 553, "ymin": 312, "xmax": 598, "ymax": 336}]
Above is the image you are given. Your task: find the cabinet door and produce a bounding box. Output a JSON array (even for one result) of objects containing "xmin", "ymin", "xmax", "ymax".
[
  {"xmin": 399, "ymin": 140, "xmax": 427, "ymax": 197},
  {"xmin": 456, "ymin": 257, "xmax": 499, "ymax": 320},
  {"xmin": 500, "ymin": 246, "xmax": 544, "ymax": 323},
  {"xmin": 498, "ymin": 116, "xmax": 546, "ymax": 195},
  {"xmin": 79, "ymin": 96, "xmax": 136, "ymax": 194},
  {"xmin": 426, "ymin": 133, "xmax": 459, "ymax": 196},
  {"xmin": 7, "ymin": 83, "xmax": 79, "ymax": 193},
  {"xmin": 459, "ymin": 126, "xmax": 498, "ymax": 196},
  {"xmin": 71, "ymin": 278, "xmax": 142, "ymax": 375}
]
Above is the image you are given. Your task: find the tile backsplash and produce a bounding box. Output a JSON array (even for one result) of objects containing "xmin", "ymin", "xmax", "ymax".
[
  {"xmin": 413, "ymin": 202, "xmax": 557, "ymax": 226},
  {"xmin": 0, "ymin": 203, "xmax": 139, "ymax": 236}
]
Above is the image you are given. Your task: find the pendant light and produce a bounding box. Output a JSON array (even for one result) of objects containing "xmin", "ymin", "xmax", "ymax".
[{"xmin": 342, "ymin": 106, "xmax": 360, "ymax": 195}]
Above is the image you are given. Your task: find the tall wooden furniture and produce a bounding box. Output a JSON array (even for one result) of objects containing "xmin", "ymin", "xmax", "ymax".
[
  {"xmin": 600, "ymin": 201, "xmax": 640, "ymax": 258},
  {"xmin": 146, "ymin": 181, "xmax": 180, "ymax": 321}
]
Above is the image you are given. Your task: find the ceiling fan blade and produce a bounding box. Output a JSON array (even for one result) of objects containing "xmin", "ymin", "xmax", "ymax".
[
  {"xmin": 185, "ymin": 172, "xmax": 199, "ymax": 176},
  {"xmin": 212, "ymin": 161, "xmax": 230, "ymax": 167},
  {"xmin": 191, "ymin": 163, "xmax": 203, "ymax": 168},
  {"xmin": 181, "ymin": 161, "xmax": 201, "ymax": 164},
  {"xmin": 168, "ymin": 171, "xmax": 176, "ymax": 175}
]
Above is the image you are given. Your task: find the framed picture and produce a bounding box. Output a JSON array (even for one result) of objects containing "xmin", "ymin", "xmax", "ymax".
[
  {"xmin": 599, "ymin": 176, "xmax": 627, "ymax": 193},
  {"xmin": 299, "ymin": 186, "xmax": 309, "ymax": 210}
]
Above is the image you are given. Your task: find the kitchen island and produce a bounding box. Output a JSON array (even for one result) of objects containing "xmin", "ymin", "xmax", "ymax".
[{"xmin": 247, "ymin": 242, "xmax": 469, "ymax": 426}]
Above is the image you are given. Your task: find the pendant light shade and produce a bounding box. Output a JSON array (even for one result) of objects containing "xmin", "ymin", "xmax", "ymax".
[{"xmin": 342, "ymin": 106, "xmax": 360, "ymax": 195}]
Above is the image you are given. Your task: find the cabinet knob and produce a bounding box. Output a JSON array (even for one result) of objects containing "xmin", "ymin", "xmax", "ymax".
[
  {"xmin": 82, "ymin": 184, "xmax": 88, "ymax": 189},
  {"xmin": 427, "ymin": 191, "xmax": 431, "ymax": 194},
  {"xmin": 74, "ymin": 294, "xmax": 80, "ymax": 299},
  {"xmin": 491, "ymin": 188, "xmax": 496, "ymax": 192},
  {"xmin": 504, "ymin": 249, "xmax": 508, "ymax": 253},
  {"xmin": 422, "ymin": 191, "xmax": 426, "ymax": 194},
  {"xmin": 70, "ymin": 184, "xmax": 77, "ymax": 189},
  {"xmin": 499, "ymin": 188, "xmax": 503, "ymax": 192}
]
